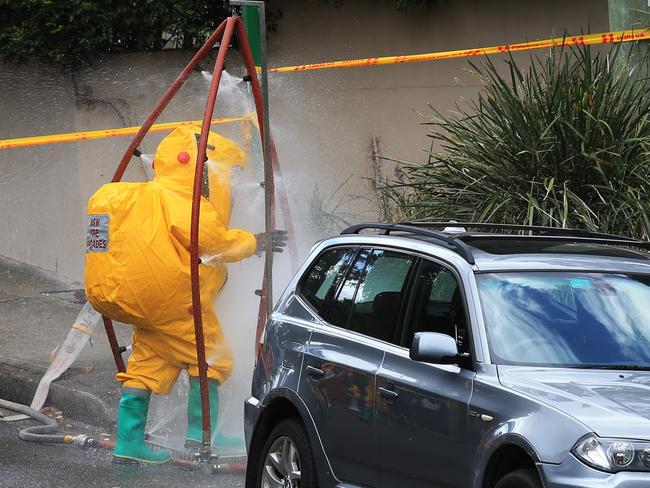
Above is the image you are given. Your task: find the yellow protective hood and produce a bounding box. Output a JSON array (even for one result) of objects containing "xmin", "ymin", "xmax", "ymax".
[
  {"xmin": 153, "ymin": 125, "xmax": 247, "ymax": 181},
  {"xmin": 154, "ymin": 126, "xmax": 247, "ymax": 206},
  {"xmin": 190, "ymin": 126, "xmax": 247, "ymax": 168}
]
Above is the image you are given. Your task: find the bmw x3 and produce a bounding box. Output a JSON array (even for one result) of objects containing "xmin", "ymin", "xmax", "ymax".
[{"xmin": 244, "ymin": 222, "xmax": 650, "ymax": 488}]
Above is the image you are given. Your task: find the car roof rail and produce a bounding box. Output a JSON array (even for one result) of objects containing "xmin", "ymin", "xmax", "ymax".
[
  {"xmin": 340, "ymin": 222, "xmax": 476, "ymax": 264},
  {"xmin": 403, "ymin": 221, "xmax": 650, "ymax": 250}
]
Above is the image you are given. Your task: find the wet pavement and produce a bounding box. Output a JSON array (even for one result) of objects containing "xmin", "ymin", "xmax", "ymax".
[
  {"xmin": 0, "ymin": 256, "xmax": 248, "ymax": 487},
  {"xmin": 0, "ymin": 418, "xmax": 245, "ymax": 488},
  {"xmin": 0, "ymin": 255, "xmax": 130, "ymax": 428}
]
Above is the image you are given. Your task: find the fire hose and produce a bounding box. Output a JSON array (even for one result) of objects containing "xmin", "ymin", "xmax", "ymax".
[{"xmin": 0, "ymin": 398, "xmax": 245, "ymax": 472}]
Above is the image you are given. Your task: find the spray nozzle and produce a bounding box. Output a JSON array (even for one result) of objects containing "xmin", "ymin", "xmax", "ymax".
[
  {"xmin": 193, "ymin": 133, "xmax": 215, "ymax": 151},
  {"xmin": 133, "ymin": 148, "xmax": 142, "ymax": 158},
  {"xmin": 243, "ymin": 74, "xmax": 253, "ymax": 83}
]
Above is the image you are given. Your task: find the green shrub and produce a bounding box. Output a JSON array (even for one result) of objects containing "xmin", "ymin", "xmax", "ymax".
[
  {"xmin": 0, "ymin": 1, "xmax": 229, "ymax": 67},
  {"xmin": 381, "ymin": 44, "xmax": 650, "ymax": 239}
]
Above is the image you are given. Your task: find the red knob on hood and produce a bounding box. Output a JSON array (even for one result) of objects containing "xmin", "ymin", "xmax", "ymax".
[{"xmin": 178, "ymin": 151, "xmax": 190, "ymax": 164}]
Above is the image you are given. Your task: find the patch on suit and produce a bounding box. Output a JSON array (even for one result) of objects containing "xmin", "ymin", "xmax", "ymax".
[{"xmin": 87, "ymin": 214, "xmax": 109, "ymax": 252}]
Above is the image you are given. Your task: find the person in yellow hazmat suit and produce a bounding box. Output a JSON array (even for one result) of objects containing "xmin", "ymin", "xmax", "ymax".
[{"xmin": 84, "ymin": 126, "xmax": 285, "ymax": 464}]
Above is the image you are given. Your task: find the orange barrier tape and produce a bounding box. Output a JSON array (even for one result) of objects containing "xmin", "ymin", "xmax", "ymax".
[
  {"xmin": 0, "ymin": 117, "xmax": 247, "ymax": 150},
  {"xmin": 268, "ymin": 29, "xmax": 650, "ymax": 73},
  {"xmin": 2, "ymin": 29, "xmax": 648, "ymax": 150}
]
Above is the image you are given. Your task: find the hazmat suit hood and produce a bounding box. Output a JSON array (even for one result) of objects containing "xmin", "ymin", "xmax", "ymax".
[
  {"xmin": 152, "ymin": 127, "xmax": 199, "ymax": 196},
  {"xmin": 189, "ymin": 126, "xmax": 247, "ymax": 168},
  {"xmin": 154, "ymin": 126, "xmax": 247, "ymax": 206}
]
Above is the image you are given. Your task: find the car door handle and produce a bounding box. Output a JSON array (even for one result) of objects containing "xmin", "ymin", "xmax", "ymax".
[
  {"xmin": 306, "ymin": 365, "xmax": 324, "ymax": 379},
  {"xmin": 378, "ymin": 386, "xmax": 398, "ymax": 400}
]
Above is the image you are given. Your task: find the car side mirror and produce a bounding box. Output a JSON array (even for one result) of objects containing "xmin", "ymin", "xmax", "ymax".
[{"xmin": 410, "ymin": 332, "xmax": 459, "ymax": 365}]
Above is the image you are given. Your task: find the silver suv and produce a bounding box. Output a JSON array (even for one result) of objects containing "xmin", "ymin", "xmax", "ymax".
[{"xmin": 244, "ymin": 222, "xmax": 650, "ymax": 488}]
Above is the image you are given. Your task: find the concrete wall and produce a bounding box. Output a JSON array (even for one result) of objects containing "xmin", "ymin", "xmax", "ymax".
[{"xmin": 0, "ymin": 0, "xmax": 609, "ymax": 283}]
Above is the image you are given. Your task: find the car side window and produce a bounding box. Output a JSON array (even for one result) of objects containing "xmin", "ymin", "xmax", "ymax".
[
  {"xmin": 404, "ymin": 260, "xmax": 470, "ymax": 354},
  {"xmin": 347, "ymin": 250, "xmax": 414, "ymax": 344},
  {"xmin": 327, "ymin": 249, "xmax": 370, "ymax": 328},
  {"xmin": 299, "ymin": 247, "xmax": 356, "ymax": 318},
  {"xmin": 327, "ymin": 249, "xmax": 414, "ymax": 344}
]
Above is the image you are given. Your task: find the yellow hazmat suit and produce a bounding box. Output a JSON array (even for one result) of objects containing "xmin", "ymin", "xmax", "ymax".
[{"xmin": 85, "ymin": 126, "xmax": 256, "ymax": 394}]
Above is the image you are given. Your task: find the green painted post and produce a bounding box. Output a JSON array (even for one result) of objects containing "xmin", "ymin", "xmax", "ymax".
[
  {"xmin": 608, "ymin": 0, "xmax": 649, "ymax": 77},
  {"xmin": 241, "ymin": 6, "xmax": 262, "ymax": 66}
]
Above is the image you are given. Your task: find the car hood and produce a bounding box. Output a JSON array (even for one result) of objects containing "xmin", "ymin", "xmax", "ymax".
[{"xmin": 498, "ymin": 365, "xmax": 650, "ymax": 439}]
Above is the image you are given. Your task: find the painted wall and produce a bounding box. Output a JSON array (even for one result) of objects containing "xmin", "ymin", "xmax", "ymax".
[{"xmin": 0, "ymin": 0, "xmax": 609, "ymax": 283}]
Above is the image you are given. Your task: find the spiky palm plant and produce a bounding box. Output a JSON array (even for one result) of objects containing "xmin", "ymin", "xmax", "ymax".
[{"xmin": 381, "ymin": 44, "xmax": 650, "ymax": 239}]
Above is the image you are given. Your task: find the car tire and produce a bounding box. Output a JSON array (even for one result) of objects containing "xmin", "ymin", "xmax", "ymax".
[
  {"xmin": 254, "ymin": 418, "xmax": 319, "ymax": 488},
  {"xmin": 494, "ymin": 468, "xmax": 542, "ymax": 488}
]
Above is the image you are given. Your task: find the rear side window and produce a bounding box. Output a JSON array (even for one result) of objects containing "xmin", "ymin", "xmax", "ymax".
[
  {"xmin": 347, "ymin": 250, "xmax": 414, "ymax": 344},
  {"xmin": 328, "ymin": 249, "xmax": 414, "ymax": 345},
  {"xmin": 328, "ymin": 249, "xmax": 370, "ymax": 328},
  {"xmin": 299, "ymin": 248, "xmax": 356, "ymax": 318}
]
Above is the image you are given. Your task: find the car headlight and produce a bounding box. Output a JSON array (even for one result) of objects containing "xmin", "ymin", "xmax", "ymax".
[{"xmin": 573, "ymin": 434, "xmax": 650, "ymax": 473}]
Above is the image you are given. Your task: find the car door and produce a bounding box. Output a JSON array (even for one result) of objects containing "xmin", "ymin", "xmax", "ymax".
[
  {"xmin": 299, "ymin": 248, "xmax": 416, "ymax": 487},
  {"xmin": 376, "ymin": 258, "xmax": 476, "ymax": 488}
]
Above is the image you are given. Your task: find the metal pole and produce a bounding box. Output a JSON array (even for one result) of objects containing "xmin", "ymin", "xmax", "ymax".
[
  {"xmin": 240, "ymin": 6, "xmax": 262, "ymax": 65},
  {"xmin": 231, "ymin": 1, "xmax": 273, "ymax": 321}
]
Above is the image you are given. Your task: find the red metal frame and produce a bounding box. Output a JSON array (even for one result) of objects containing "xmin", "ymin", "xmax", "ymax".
[
  {"xmin": 190, "ymin": 16, "xmax": 237, "ymax": 452},
  {"xmin": 101, "ymin": 15, "xmax": 281, "ymax": 459}
]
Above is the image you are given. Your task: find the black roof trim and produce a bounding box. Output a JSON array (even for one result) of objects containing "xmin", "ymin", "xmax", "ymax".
[
  {"xmin": 460, "ymin": 233, "xmax": 650, "ymax": 251},
  {"xmin": 340, "ymin": 222, "xmax": 476, "ymax": 264},
  {"xmin": 341, "ymin": 222, "xmax": 650, "ymax": 262},
  {"xmin": 405, "ymin": 221, "xmax": 645, "ymax": 243}
]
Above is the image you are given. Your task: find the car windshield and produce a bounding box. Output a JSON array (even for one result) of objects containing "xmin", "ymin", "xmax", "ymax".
[{"xmin": 476, "ymin": 272, "xmax": 650, "ymax": 368}]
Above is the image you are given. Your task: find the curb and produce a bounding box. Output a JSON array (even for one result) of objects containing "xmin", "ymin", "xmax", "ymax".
[{"xmin": 0, "ymin": 357, "xmax": 116, "ymax": 431}]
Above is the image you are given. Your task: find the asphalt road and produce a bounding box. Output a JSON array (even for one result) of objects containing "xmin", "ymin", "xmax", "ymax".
[{"xmin": 0, "ymin": 420, "xmax": 245, "ymax": 488}]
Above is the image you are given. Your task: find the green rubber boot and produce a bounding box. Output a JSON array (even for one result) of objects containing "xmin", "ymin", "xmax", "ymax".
[
  {"xmin": 185, "ymin": 377, "xmax": 243, "ymax": 450},
  {"xmin": 185, "ymin": 377, "xmax": 217, "ymax": 449},
  {"xmin": 213, "ymin": 431, "xmax": 244, "ymax": 449},
  {"xmin": 112, "ymin": 388, "xmax": 171, "ymax": 465}
]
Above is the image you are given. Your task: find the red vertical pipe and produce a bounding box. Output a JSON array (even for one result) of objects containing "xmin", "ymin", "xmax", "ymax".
[
  {"xmin": 235, "ymin": 18, "xmax": 275, "ymax": 346},
  {"xmin": 102, "ymin": 316, "xmax": 125, "ymax": 373},
  {"xmin": 269, "ymin": 137, "xmax": 299, "ymax": 265},
  {"xmin": 190, "ymin": 16, "xmax": 237, "ymax": 451},
  {"xmin": 237, "ymin": 17, "xmax": 297, "ymax": 345},
  {"xmin": 111, "ymin": 19, "xmax": 228, "ymax": 183}
]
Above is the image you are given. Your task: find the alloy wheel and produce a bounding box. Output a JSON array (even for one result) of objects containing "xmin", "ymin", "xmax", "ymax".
[{"xmin": 262, "ymin": 435, "xmax": 302, "ymax": 488}]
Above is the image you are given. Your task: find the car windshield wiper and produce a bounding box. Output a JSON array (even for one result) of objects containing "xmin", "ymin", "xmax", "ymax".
[{"xmin": 577, "ymin": 364, "xmax": 650, "ymax": 371}]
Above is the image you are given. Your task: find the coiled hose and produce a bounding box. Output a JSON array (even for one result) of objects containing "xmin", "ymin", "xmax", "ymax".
[
  {"xmin": 0, "ymin": 398, "xmax": 66, "ymax": 443},
  {"xmin": 0, "ymin": 398, "xmax": 246, "ymax": 473}
]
